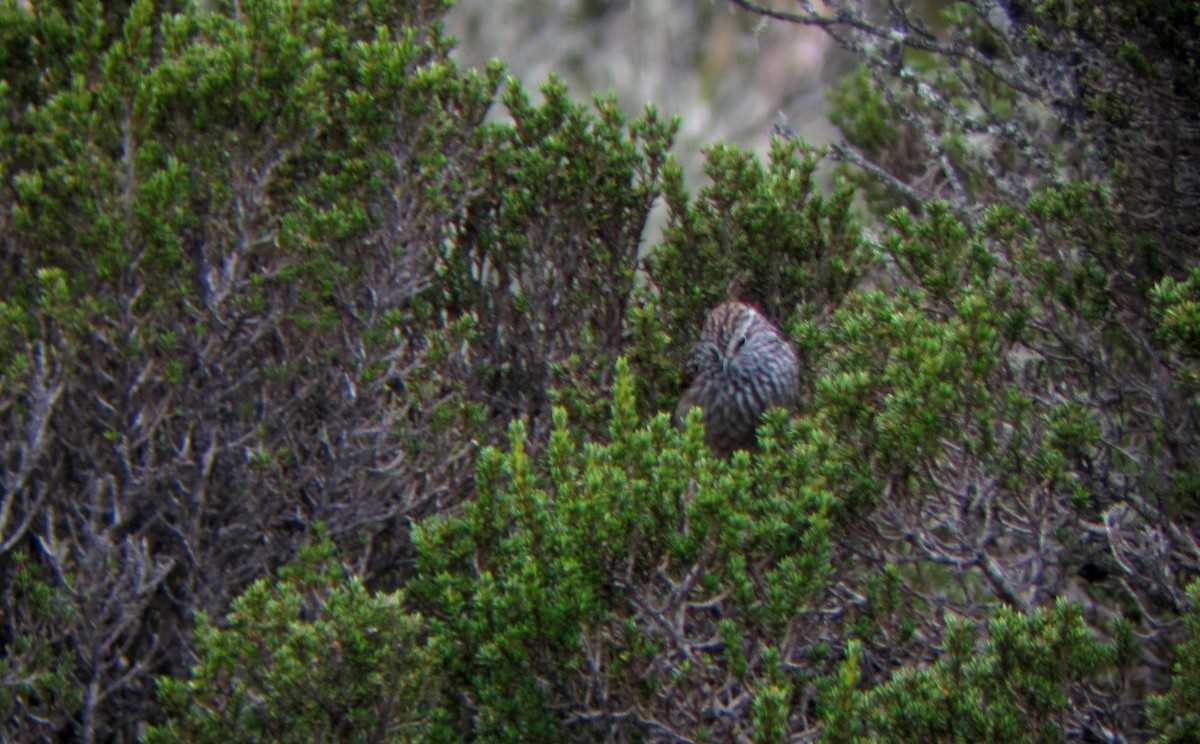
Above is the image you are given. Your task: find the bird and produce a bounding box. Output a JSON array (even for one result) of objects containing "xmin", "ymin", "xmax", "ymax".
[{"xmin": 675, "ymin": 301, "xmax": 799, "ymax": 456}]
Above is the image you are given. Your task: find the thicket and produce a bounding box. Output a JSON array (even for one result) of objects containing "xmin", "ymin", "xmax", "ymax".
[{"xmin": 0, "ymin": 0, "xmax": 1197, "ymax": 741}]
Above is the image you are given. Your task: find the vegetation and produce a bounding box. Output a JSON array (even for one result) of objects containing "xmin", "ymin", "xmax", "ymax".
[{"xmin": 0, "ymin": 0, "xmax": 1197, "ymax": 741}]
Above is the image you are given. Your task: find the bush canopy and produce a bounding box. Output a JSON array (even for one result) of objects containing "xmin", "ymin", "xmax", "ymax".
[{"xmin": 0, "ymin": 0, "xmax": 1198, "ymax": 741}]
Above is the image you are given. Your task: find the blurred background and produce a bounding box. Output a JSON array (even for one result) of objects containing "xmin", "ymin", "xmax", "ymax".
[{"xmin": 444, "ymin": 0, "xmax": 856, "ymax": 184}]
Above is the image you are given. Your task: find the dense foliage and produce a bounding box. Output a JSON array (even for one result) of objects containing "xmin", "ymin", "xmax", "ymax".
[{"xmin": 0, "ymin": 0, "xmax": 1197, "ymax": 741}]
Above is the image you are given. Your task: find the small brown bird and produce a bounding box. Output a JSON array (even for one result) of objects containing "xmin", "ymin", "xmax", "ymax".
[{"xmin": 676, "ymin": 301, "xmax": 798, "ymax": 456}]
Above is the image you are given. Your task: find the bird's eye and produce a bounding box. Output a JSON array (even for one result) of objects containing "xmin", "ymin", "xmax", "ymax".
[{"xmin": 735, "ymin": 334, "xmax": 748, "ymax": 351}]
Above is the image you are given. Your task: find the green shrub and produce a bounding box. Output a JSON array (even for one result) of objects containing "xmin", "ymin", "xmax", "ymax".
[
  {"xmin": 145, "ymin": 537, "xmax": 436, "ymax": 744},
  {"xmin": 1149, "ymin": 582, "xmax": 1200, "ymax": 743},
  {"xmin": 409, "ymin": 359, "xmax": 835, "ymax": 741},
  {"xmin": 2, "ymin": 0, "xmax": 1198, "ymax": 740},
  {"xmin": 821, "ymin": 601, "xmax": 1110, "ymax": 743},
  {"xmin": 0, "ymin": 0, "xmax": 673, "ymax": 738}
]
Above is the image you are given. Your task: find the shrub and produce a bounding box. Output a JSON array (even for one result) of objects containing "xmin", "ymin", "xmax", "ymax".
[
  {"xmin": 1149, "ymin": 581, "xmax": 1200, "ymax": 744},
  {"xmin": 2, "ymin": 0, "xmax": 1198, "ymax": 740},
  {"xmin": 144, "ymin": 536, "xmax": 436, "ymax": 744},
  {"xmin": 0, "ymin": 0, "xmax": 674, "ymax": 738}
]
